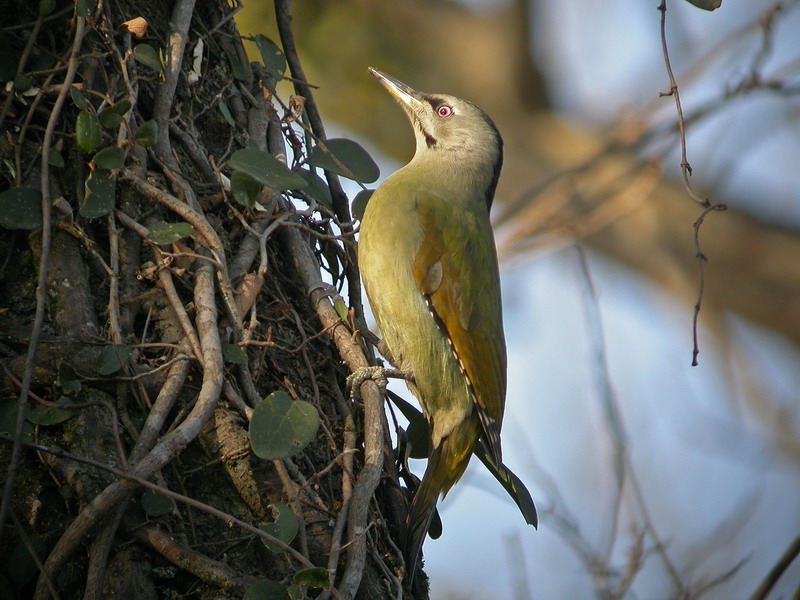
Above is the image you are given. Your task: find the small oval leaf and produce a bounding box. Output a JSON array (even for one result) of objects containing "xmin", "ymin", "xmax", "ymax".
[
  {"xmin": 76, "ymin": 110, "xmax": 101, "ymax": 153},
  {"xmin": 141, "ymin": 489, "xmax": 173, "ymax": 516},
  {"xmin": 75, "ymin": 0, "xmax": 96, "ymax": 17},
  {"xmin": 133, "ymin": 44, "xmax": 163, "ymax": 74},
  {"xmin": 254, "ymin": 35, "xmax": 286, "ymax": 79},
  {"xmin": 259, "ymin": 502, "xmax": 299, "ymax": 553},
  {"xmin": 307, "ymin": 138, "xmax": 379, "ymax": 184},
  {"xmin": 135, "ymin": 120, "xmax": 158, "ymax": 147},
  {"xmin": 109, "ymin": 99, "xmax": 132, "ymax": 115},
  {"xmin": 229, "ymin": 148, "xmax": 308, "ymax": 192},
  {"xmin": 244, "ymin": 581, "xmax": 291, "ymax": 600},
  {"xmin": 39, "ymin": 0, "xmax": 56, "ymax": 17},
  {"xmin": 148, "ymin": 221, "xmax": 195, "ymax": 245},
  {"xmin": 70, "ymin": 86, "xmax": 88, "ymax": 110},
  {"xmin": 0, "ymin": 187, "xmax": 42, "ymax": 230},
  {"xmin": 98, "ymin": 109, "xmax": 121, "ymax": 129},
  {"xmin": 249, "ymin": 391, "xmax": 320, "ymax": 460},
  {"xmin": 58, "ymin": 362, "xmax": 82, "ymax": 394},
  {"xmin": 296, "ymin": 168, "xmax": 333, "ymax": 208},
  {"xmin": 351, "ymin": 189, "xmax": 373, "ymax": 221},
  {"xmin": 7, "ymin": 534, "xmax": 48, "ymax": 587},
  {"xmin": 97, "ymin": 344, "xmax": 132, "ymax": 375},
  {"xmin": 231, "ymin": 170, "xmax": 261, "ymax": 208},
  {"xmin": 81, "ymin": 169, "xmax": 116, "ymax": 218},
  {"xmin": 222, "ymin": 343, "xmax": 247, "ymax": 365},
  {"xmin": 26, "ymin": 397, "xmax": 76, "ymax": 426},
  {"xmin": 49, "ymin": 150, "xmax": 65, "ymax": 168},
  {"xmin": 684, "ymin": 0, "xmax": 721, "ymax": 9},
  {"xmin": 222, "ymin": 44, "xmax": 248, "ymax": 81},
  {"xmin": 293, "ymin": 567, "xmax": 330, "ymax": 590},
  {"xmin": 406, "ymin": 413, "xmax": 432, "ymax": 459},
  {"xmin": 91, "ymin": 146, "xmax": 125, "ymax": 170}
]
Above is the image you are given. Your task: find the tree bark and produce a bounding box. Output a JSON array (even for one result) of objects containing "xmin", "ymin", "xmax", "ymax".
[{"xmin": 0, "ymin": 1, "xmax": 415, "ymax": 598}]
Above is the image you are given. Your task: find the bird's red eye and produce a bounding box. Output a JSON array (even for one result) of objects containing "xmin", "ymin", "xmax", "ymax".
[{"xmin": 437, "ymin": 105, "xmax": 453, "ymax": 118}]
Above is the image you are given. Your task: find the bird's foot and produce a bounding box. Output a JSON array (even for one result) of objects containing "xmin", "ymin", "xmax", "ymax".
[{"xmin": 346, "ymin": 366, "xmax": 409, "ymax": 400}]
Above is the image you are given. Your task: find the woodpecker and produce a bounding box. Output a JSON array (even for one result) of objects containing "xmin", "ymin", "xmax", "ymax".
[{"xmin": 358, "ymin": 68, "xmax": 507, "ymax": 581}]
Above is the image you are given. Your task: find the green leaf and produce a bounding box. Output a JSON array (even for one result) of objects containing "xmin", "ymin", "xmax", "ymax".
[
  {"xmin": 296, "ymin": 168, "xmax": 332, "ymax": 208},
  {"xmin": 386, "ymin": 390, "xmax": 422, "ymax": 422},
  {"xmin": 75, "ymin": 0, "xmax": 96, "ymax": 17},
  {"xmin": 81, "ymin": 168, "xmax": 116, "ymax": 218},
  {"xmin": 249, "ymin": 391, "xmax": 320, "ymax": 460},
  {"xmin": 97, "ymin": 344, "xmax": 133, "ymax": 375},
  {"xmin": 148, "ymin": 221, "xmax": 195, "ymax": 245},
  {"xmin": 307, "ymin": 139, "xmax": 379, "ymax": 184},
  {"xmin": 109, "ymin": 99, "xmax": 132, "ymax": 115},
  {"xmin": 0, "ymin": 187, "xmax": 42, "ymax": 230},
  {"xmin": 222, "ymin": 343, "xmax": 247, "ymax": 365},
  {"xmin": 70, "ymin": 86, "xmax": 88, "ymax": 111},
  {"xmin": 230, "ymin": 170, "xmax": 261, "ymax": 208},
  {"xmin": 39, "ymin": 0, "xmax": 56, "ymax": 16},
  {"xmin": 135, "ymin": 120, "xmax": 158, "ymax": 147},
  {"xmin": 684, "ymin": 0, "xmax": 721, "ymax": 9},
  {"xmin": 49, "ymin": 150, "xmax": 65, "ymax": 168},
  {"xmin": 244, "ymin": 580, "xmax": 291, "ymax": 600},
  {"xmin": 91, "ymin": 146, "xmax": 126, "ymax": 170},
  {"xmin": 13, "ymin": 73, "xmax": 31, "ymax": 93},
  {"xmin": 259, "ymin": 502, "xmax": 299, "ymax": 553},
  {"xmin": 474, "ymin": 441, "xmax": 538, "ymax": 528},
  {"xmin": 293, "ymin": 567, "xmax": 330, "ymax": 590},
  {"xmin": 99, "ymin": 100, "xmax": 132, "ymax": 129},
  {"xmin": 229, "ymin": 148, "xmax": 308, "ymax": 192},
  {"xmin": 133, "ymin": 44, "xmax": 163, "ymax": 74},
  {"xmin": 98, "ymin": 111, "xmax": 122, "ymax": 129},
  {"xmin": 254, "ymin": 35, "xmax": 286, "ymax": 80},
  {"xmin": 406, "ymin": 413, "xmax": 431, "ymax": 459},
  {"xmin": 0, "ymin": 399, "xmax": 34, "ymax": 442},
  {"xmin": 141, "ymin": 489, "xmax": 173, "ymax": 516},
  {"xmin": 351, "ymin": 189, "xmax": 373, "ymax": 221},
  {"xmin": 287, "ymin": 585, "xmax": 303, "ymax": 600},
  {"xmin": 76, "ymin": 110, "xmax": 102, "ymax": 153},
  {"xmin": 223, "ymin": 44, "xmax": 248, "ymax": 81},
  {"xmin": 58, "ymin": 362, "xmax": 82, "ymax": 394},
  {"xmin": 218, "ymin": 98, "xmax": 235, "ymax": 128},
  {"xmin": 7, "ymin": 534, "xmax": 48, "ymax": 586},
  {"xmin": 26, "ymin": 397, "xmax": 76, "ymax": 426}
]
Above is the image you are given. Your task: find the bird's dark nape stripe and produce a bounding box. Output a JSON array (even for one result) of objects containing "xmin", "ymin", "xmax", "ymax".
[{"xmin": 482, "ymin": 114, "xmax": 504, "ymax": 209}]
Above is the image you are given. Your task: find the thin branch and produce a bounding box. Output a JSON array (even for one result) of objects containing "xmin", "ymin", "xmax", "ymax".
[
  {"xmin": 152, "ymin": 0, "xmax": 197, "ymax": 163},
  {"xmin": 130, "ymin": 521, "xmax": 260, "ymax": 594},
  {"xmin": 657, "ymin": 0, "xmax": 727, "ymax": 366},
  {"xmin": 748, "ymin": 536, "xmax": 800, "ymax": 600}
]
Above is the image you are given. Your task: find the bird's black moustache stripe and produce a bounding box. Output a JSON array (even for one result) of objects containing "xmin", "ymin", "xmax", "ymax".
[{"xmin": 417, "ymin": 121, "xmax": 437, "ymax": 148}]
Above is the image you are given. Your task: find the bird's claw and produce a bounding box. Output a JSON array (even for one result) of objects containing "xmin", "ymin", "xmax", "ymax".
[{"xmin": 346, "ymin": 366, "xmax": 408, "ymax": 400}]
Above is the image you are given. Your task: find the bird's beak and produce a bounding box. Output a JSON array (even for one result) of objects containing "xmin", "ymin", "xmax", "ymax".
[{"xmin": 368, "ymin": 67, "xmax": 427, "ymax": 114}]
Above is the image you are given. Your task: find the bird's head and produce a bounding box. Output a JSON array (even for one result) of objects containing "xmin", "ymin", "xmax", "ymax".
[{"xmin": 369, "ymin": 67, "xmax": 503, "ymax": 205}]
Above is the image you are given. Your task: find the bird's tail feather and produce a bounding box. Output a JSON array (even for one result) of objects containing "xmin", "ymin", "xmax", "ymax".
[{"xmin": 405, "ymin": 419, "xmax": 479, "ymax": 581}]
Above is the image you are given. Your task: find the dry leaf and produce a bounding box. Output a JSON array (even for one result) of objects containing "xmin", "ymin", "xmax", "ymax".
[
  {"xmin": 121, "ymin": 17, "xmax": 148, "ymax": 38},
  {"xmin": 283, "ymin": 95, "xmax": 305, "ymax": 123}
]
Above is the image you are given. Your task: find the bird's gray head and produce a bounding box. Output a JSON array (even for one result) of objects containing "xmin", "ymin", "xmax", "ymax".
[{"xmin": 369, "ymin": 67, "xmax": 503, "ymax": 206}]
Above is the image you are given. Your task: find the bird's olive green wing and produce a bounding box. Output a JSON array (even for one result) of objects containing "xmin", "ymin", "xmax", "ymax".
[{"xmin": 412, "ymin": 191, "xmax": 506, "ymax": 464}]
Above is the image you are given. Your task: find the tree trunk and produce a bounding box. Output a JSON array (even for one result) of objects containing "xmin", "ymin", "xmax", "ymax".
[{"xmin": 0, "ymin": 1, "xmax": 414, "ymax": 598}]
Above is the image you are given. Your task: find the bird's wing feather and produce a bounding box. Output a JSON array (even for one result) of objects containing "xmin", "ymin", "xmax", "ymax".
[{"xmin": 411, "ymin": 191, "xmax": 506, "ymax": 464}]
